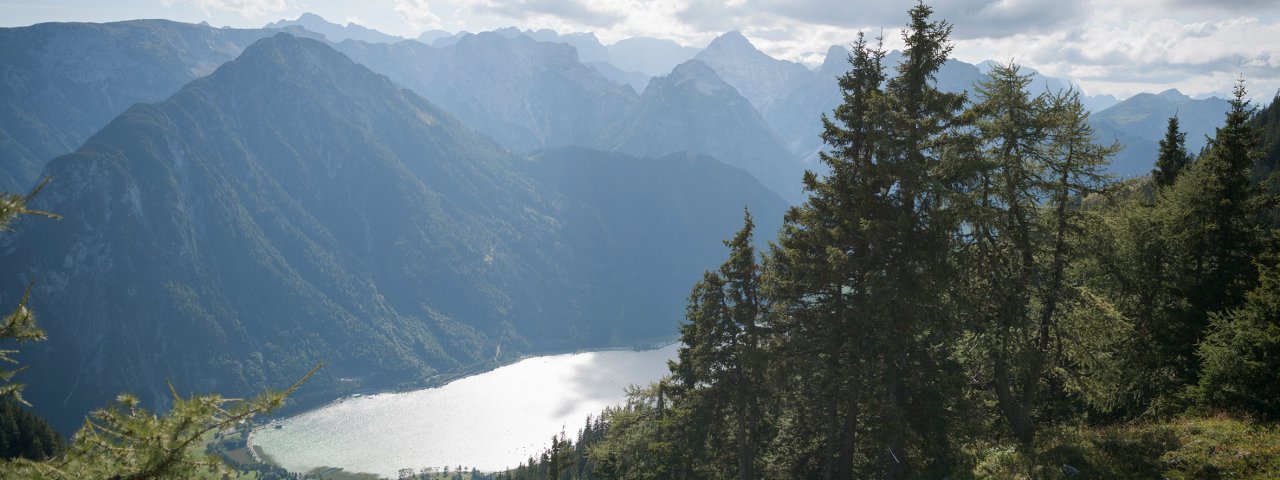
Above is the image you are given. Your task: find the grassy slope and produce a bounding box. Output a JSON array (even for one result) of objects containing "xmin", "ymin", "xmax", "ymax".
[{"xmin": 973, "ymin": 415, "xmax": 1280, "ymax": 479}]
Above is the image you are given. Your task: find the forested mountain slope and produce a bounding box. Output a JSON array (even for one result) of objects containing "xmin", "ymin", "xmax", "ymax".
[{"xmin": 0, "ymin": 20, "xmax": 313, "ymax": 191}]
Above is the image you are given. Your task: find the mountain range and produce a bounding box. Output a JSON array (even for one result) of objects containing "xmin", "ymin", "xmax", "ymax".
[
  {"xmin": 332, "ymin": 31, "xmax": 806, "ymax": 203},
  {"xmin": 1090, "ymin": 89, "xmax": 1232, "ymax": 176},
  {"xmin": 1, "ymin": 33, "xmax": 785, "ymax": 433},
  {"xmin": 296, "ymin": 13, "xmax": 1228, "ymax": 184},
  {"xmin": 266, "ymin": 13, "xmax": 403, "ymax": 44}
]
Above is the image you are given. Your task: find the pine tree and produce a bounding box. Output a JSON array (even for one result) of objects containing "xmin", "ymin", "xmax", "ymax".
[
  {"xmin": 768, "ymin": 3, "xmax": 967, "ymax": 476},
  {"xmin": 1197, "ymin": 252, "xmax": 1280, "ymax": 419},
  {"xmin": 1153, "ymin": 116, "xmax": 1191, "ymax": 189},
  {"xmin": 673, "ymin": 210, "xmax": 769, "ymax": 480},
  {"xmin": 1156, "ymin": 79, "xmax": 1269, "ymax": 388}
]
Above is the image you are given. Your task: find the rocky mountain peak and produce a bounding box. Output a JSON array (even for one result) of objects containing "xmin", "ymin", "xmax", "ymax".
[{"xmin": 703, "ymin": 30, "xmax": 759, "ymax": 55}]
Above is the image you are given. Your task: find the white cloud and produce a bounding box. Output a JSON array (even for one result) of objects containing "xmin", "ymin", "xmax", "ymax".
[
  {"xmin": 396, "ymin": 0, "xmax": 443, "ymax": 30},
  {"xmin": 167, "ymin": 0, "xmax": 288, "ymax": 18},
  {"xmin": 952, "ymin": 14, "xmax": 1280, "ymax": 99}
]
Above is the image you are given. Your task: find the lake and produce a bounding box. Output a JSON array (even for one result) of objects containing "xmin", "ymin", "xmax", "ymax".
[{"xmin": 250, "ymin": 343, "xmax": 679, "ymax": 477}]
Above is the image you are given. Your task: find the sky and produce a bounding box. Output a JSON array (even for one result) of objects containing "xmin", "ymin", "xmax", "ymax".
[{"xmin": 3, "ymin": 0, "xmax": 1280, "ymax": 101}]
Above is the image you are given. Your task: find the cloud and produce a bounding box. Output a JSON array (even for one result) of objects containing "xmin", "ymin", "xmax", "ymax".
[
  {"xmin": 463, "ymin": 0, "xmax": 625, "ymax": 28},
  {"xmin": 396, "ymin": 0, "xmax": 443, "ymax": 29},
  {"xmin": 672, "ymin": 0, "xmax": 1087, "ymax": 40},
  {"xmin": 945, "ymin": 0, "xmax": 1089, "ymax": 39},
  {"xmin": 167, "ymin": 0, "xmax": 287, "ymax": 18},
  {"xmin": 953, "ymin": 15, "xmax": 1280, "ymax": 99}
]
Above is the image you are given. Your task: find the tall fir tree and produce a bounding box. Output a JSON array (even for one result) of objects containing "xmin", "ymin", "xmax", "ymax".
[
  {"xmin": 769, "ymin": 3, "xmax": 966, "ymax": 476},
  {"xmin": 1153, "ymin": 116, "xmax": 1191, "ymax": 189},
  {"xmin": 673, "ymin": 210, "xmax": 770, "ymax": 480},
  {"xmin": 1156, "ymin": 79, "xmax": 1269, "ymax": 389}
]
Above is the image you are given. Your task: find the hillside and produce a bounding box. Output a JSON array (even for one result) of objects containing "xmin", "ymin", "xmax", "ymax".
[{"xmin": 0, "ymin": 20, "xmax": 308, "ymax": 191}]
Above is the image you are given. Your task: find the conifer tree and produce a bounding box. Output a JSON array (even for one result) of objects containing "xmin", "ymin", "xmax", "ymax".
[
  {"xmin": 954, "ymin": 62, "xmax": 1050, "ymax": 444},
  {"xmin": 0, "ymin": 178, "xmax": 59, "ymax": 405},
  {"xmin": 956, "ymin": 63, "xmax": 1115, "ymax": 443},
  {"xmin": 1156, "ymin": 79, "xmax": 1269, "ymax": 387},
  {"xmin": 1197, "ymin": 252, "xmax": 1280, "ymax": 419},
  {"xmin": 673, "ymin": 210, "xmax": 769, "ymax": 480},
  {"xmin": 769, "ymin": 3, "xmax": 966, "ymax": 476},
  {"xmin": 1153, "ymin": 116, "xmax": 1191, "ymax": 188}
]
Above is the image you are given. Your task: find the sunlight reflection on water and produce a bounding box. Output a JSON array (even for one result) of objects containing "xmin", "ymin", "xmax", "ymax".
[{"xmin": 251, "ymin": 343, "xmax": 678, "ymax": 477}]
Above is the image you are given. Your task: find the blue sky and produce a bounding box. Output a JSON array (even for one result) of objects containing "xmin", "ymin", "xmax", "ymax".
[{"xmin": 4, "ymin": 0, "xmax": 1280, "ymax": 101}]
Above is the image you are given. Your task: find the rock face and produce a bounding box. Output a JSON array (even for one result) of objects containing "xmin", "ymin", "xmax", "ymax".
[
  {"xmin": 693, "ymin": 31, "xmax": 814, "ymax": 111},
  {"xmin": 0, "ymin": 20, "xmax": 308, "ymax": 191},
  {"xmin": 597, "ymin": 60, "xmax": 805, "ymax": 203},
  {"xmin": 1, "ymin": 34, "xmax": 787, "ymax": 433}
]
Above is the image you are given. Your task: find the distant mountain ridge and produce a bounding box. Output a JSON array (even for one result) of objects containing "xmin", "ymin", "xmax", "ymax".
[
  {"xmin": 607, "ymin": 37, "xmax": 701, "ymax": 77},
  {"xmin": 334, "ymin": 33, "xmax": 806, "ymax": 201},
  {"xmin": 599, "ymin": 60, "xmax": 805, "ymax": 202},
  {"xmin": 334, "ymin": 32, "xmax": 638, "ymax": 154},
  {"xmin": 265, "ymin": 12, "xmax": 403, "ymax": 44}
]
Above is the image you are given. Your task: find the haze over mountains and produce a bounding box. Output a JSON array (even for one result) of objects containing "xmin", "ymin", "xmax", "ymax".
[{"xmin": 0, "ymin": 12, "xmax": 1235, "ymax": 434}]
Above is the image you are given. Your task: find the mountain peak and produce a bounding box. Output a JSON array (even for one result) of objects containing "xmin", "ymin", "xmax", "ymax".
[
  {"xmin": 1158, "ymin": 88, "xmax": 1187, "ymax": 99},
  {"xmin": 705, "ymin": 30, "xmax": 757, "ymax": 53},
  {"xmin": 818, "ymin": 45, "xmax": 850, "ymax": 76},
  {"xmin": 666, "ymin": 59, "xmax": 733, "ymax": 95},
  {"xmin": 226, "ymin": 33, "xmax": 364, "ymax": 82}
]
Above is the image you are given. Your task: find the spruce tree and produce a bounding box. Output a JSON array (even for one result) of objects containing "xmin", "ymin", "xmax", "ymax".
[
  {"xmin": 769, "ymin": 3, "xmax": 966, "ymax": 476},
  {"xmin": 767, "ymin": 30, "xmax": 888, "ymax": 480},
  {"xmin": 1153, "ymin": 116, "xmax": 1191, "ymax": 189},
  {"xmin": 1197, "ymin": 252, "xmax": 1280, "ymax": 419},
  {"xmin": 673, "ymin": 210, "xmax": 769, "ymax": 480},
  {"xmin": 1156, "ymin": 79, "xmax": 1269, "ymax": 388}
]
